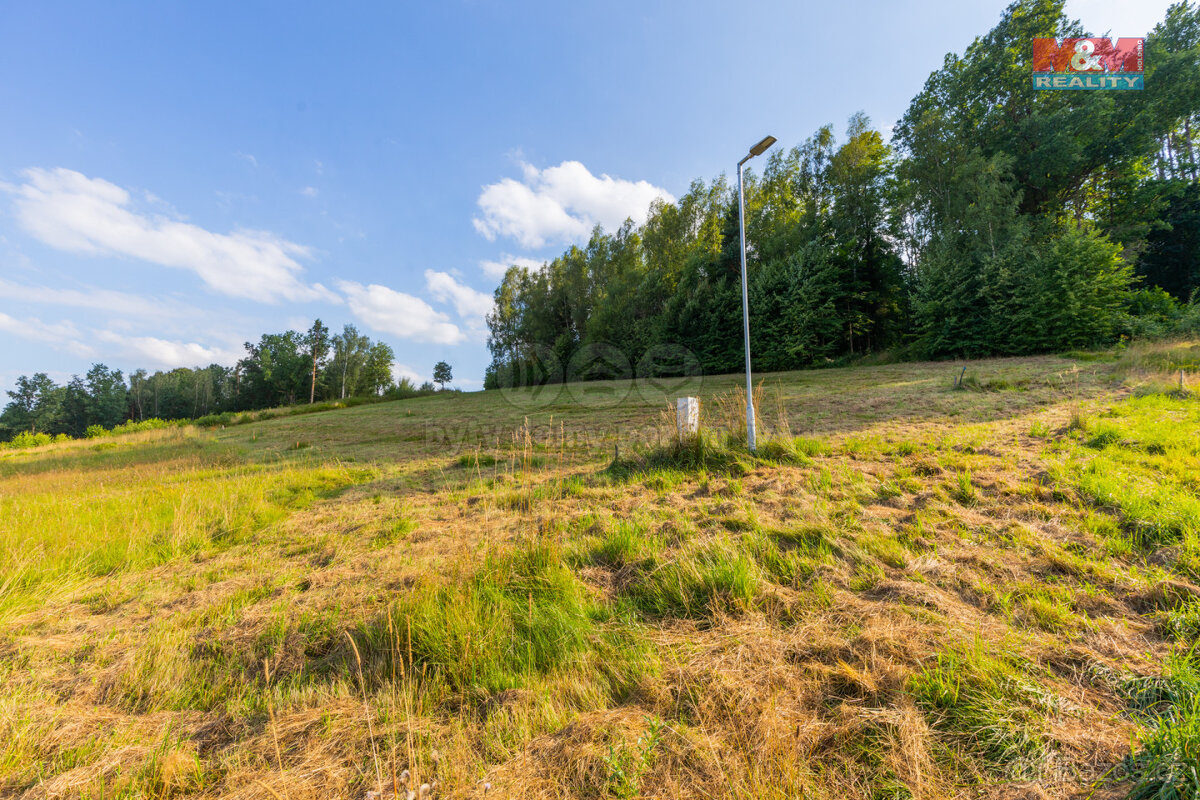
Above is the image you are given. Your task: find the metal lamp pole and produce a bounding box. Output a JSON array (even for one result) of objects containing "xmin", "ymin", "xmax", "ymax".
[{"xmin": 737, "ymin": 134, "xmax": 776, "ymax": 452}]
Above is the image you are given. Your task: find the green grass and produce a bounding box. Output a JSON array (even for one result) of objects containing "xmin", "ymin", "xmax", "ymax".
[
  {"xmin": 950, "ymin": 471, "xmax": 977, "ymax": 506},
  {"xmin": 374, "ymin": 539, "xmax": 651, "ymax": 697},
  {"xmin": 0, "ymin": 431, "xmax": 372, "ymax": 621},
  {"xmin": 1159, "ymin": 601, "xmax": 1200, "ymax": 642},
  {"xmin": 458, "ymin": 451, "xmax": 499, "ymax": 468},
  {"xmin": 1120, "ymin": 652, "xmax": 1200, "ymax": 800},
  {"xmin": 4, "ymin": 348, "xmax": 1196, "ymax": 798},
  {"xmin": 747, "ymin": 523, "xmax": 838, "ymax": 586},
  {"xmin": 578, "ymin": 519, "xmax": 662, "ymax": 568},
  {"xmin": 1058, "ymin": 395, "xmax": 1200, "ymax": 557},
  {"xmin": 1126, "ymin": 701, "xmax": 1200, "ymax": 800},
  {"xmin": 609, "ymin": 430, "xmax": 753, "ymax": 477},
  {"xmin": 626, "ymin": 536, "xmax": 763, "ymax": 617},
  {"xmin": 910, "ymin": 639, "xmax": 1055, "ymax": 779},
  {"xmin": 370, "ymin": 515, "xmax": 417, "ymax": 547},
  {"xmin": 609, "ymin": 428, "xmax": 833, "ymax": 481}
]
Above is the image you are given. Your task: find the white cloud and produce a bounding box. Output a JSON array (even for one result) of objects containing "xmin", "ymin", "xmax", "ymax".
[
  {"xmin": 95, "ymin": 331, "xmax": 243, "ymax": 369},
  {"xmin": 0, "ymin": 278, "xmax": 194, "ymax": 320},
  {"xmin": 6, "ymin": 168, "xmax": 332, "ymax": 303},
  {"xmin": 0, "ymin": 312, "xmax": 95, "ymax": 358},
  {"xmin": 424, "ymin": 270, "xmax": 493, "ymax": 319},
  {"xmin": 1064, "ymin": 0, "xmax": 1176, "ymax": 37},
  {"xmin": 301, "ymin": 186, "xmax": 319, "ymax": 198},
  {"xmin": 472, "ymin": 161, "xmax": 674, "ymax": 248},
  {"xmin": 424, "ymin": 270, "xmax": 492, "ymax": 342},
  {"xmin": 392, "ymin": 362, "xmax": 425, "ymax": 386},
  {"xmin": 338, "ymin": 280, "xmax": 463, "ymax": 344},
  {"xmin": 479, "ymin": 253, "xmax": 545, "ymax": 279},
  {"xmin": 0, "ymin": 309, "xmax": 244, "ymax": 369}
]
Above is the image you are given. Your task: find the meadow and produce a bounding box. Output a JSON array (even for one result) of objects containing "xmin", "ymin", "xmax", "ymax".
[{"xmin": 3, "ymin": 341, "xmax": 1200, "ymax": 799}]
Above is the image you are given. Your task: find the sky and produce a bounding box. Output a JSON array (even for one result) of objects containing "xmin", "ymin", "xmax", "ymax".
[{"xmin": 0, "ymin": 0, "xmax": 1178, "ymax": 395}]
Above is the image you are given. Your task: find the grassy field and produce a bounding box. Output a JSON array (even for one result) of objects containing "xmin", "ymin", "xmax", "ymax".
[{"xmin": 3, "ymin": 341, "xmax": 1200, "ymax": 799}]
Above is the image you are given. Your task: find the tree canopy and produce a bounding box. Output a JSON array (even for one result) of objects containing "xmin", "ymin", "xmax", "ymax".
[
  {"xmin": 1, "ymin": 321, "xmax": 410, "ymax": 442},
  {"xmin": 484, "ymin": 1, "xmax": 1200, "ymax": 388}
]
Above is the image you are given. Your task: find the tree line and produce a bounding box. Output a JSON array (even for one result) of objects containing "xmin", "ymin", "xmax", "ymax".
[
  {"xmin": 0, "ymin": 322, "xmax": 439, "ymax": 442},
  {"xmin": 484, "ymin": 0, "xmax": 1200, "ymax": 388}
]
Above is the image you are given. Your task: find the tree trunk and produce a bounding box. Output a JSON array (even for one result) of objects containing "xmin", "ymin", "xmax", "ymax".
[{"xmin": 1185, "ymin": 118, "xmax": 1197, "ymax": 183}]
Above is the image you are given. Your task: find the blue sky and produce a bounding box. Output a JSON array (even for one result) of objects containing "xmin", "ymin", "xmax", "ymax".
[{"xmin": 0, "ymin": 0, "xmax": 1175, "ymax": 394}]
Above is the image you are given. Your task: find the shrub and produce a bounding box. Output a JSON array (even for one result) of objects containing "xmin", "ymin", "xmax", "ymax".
[
  {"xmin": 193, "ymin": 412, "xmax": 236, "ymax": 428},
  {"xmin": 4, "ymin": 431, "xmax": 52, "ymax": 449},
  {"xmin": 108, "ymin": 418, "xmax": 173, "ymax": 436}
]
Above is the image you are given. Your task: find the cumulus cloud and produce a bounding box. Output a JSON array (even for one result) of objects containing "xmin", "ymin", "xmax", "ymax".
[
  {"xmin": 0, "ymin": 312, "xmax": 95, "ymax": 358},
  {"xmin": 424, "ymin": 270, "xmax": 493, "ymax": 341},
  {"xmin": 0, "ymin": 278, "xmax": 194, "ymax": 320},
  {"xmin": 339, "ymin": 280, "xmax": 463, "ymax": 344},
  {"xmin": 392, "ymin": 362, "xmax": 425, "ymax": 386},
  {"xmin": 479, "ymin": 254, "xmax": 545, "ymax": 280},
  {"xmin": 7, "ymin": 168, "xmax": 333, "ymax": 303},
  {"xmin": 1064, "ymin": 0, "xmax": 1175, "ymax": 36},
  {"xmin": 472, "ymin": 161, "xmax": 673, "ymax": 248},
  {"xmin": 95, "ymin": 331, "xmax": 243, "ymax": 369},
  {"xmin": 301, "ymin": 186, "xmax": 319, "ymax": 198},
  {"xmin": 424, "ymin": 270, "xmax": 493, "ymax": 319},
  {"xmin": 0, "ymin": 308, "xmax": 245, "ymax": 368}
]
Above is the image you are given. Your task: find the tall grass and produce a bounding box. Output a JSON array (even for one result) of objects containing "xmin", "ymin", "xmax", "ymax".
[
  {"xmin": 370, "ymin": 538, "xmax": 651, "ymax": 699},
  {"xmin": 626, "ymin": 536, "xmax": 763, "ymax": 617},
  {"xmin": 1055, "ymin": 394, "xmax": 1200, "ymax": 558},
  {"xmin": 0, "ymin": 430, "xmax": 371, "ymax": 621},
  {"xmin": 910, "ymin": 639, "xmax": 1055, "ymax": 779},
  {"xmin": 1115, "ymin": 340, "xmax": 1200, "ymax": 398},
  {"xmin": 1121, "ymin": 652, "xmax": 1200, "ymax": 800}
]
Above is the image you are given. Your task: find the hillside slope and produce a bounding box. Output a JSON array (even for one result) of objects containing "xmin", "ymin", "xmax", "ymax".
[{"xmin": 3, "ymin": 345, "xmax": 1200, "ymax": 799}]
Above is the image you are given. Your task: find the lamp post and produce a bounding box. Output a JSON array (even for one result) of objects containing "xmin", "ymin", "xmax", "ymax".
[{"xmin": 737, "ymin": 134, "xmax": 776, "ymax": 452}]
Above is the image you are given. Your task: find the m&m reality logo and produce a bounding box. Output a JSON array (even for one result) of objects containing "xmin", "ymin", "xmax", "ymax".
[{"xmin": 1032, "ymin": 37, "xmax": 1144, "ymax": 90}]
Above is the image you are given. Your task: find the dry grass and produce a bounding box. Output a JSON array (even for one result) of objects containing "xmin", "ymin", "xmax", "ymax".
[{"xmin": 2, "ymin": 349, "xmax": 1198, "ymax": 798}]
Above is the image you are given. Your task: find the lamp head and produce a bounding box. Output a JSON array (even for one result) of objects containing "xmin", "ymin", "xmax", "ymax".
[{"xmin": 748, "ymin": 135, "xmax": 777, "ymax": 157}]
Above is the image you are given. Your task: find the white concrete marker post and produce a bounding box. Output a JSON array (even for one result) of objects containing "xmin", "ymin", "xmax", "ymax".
[{"xmin": 676, "ymin": 396, "xmax": 700, "ymax": 438}]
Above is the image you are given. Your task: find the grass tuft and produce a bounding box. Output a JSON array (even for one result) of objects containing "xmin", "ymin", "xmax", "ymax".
[
  {"xmin": 1121, "ymin": 652, "xmax": 1200, "ymax": 800},
  {"xmin": 377, "ymin": 540, "xmax": 651, "ymax": 697},
  {"xmin": 626, "ymin": 537, "xmax": 762, "ymax": 618},
  {"xmin": 910, "ymin": 639, "xmax": 1054, "ymax": 779}
]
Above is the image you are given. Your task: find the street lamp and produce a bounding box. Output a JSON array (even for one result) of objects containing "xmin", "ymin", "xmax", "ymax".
[{"xmin": 737, "ymin": 134, "xmax": 776, "ymax": 452}]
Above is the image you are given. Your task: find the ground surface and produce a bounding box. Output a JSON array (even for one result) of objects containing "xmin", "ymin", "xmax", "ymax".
[{"xmin": 3, "ymin": 343, "xmax": 1200, "ymax": 799}]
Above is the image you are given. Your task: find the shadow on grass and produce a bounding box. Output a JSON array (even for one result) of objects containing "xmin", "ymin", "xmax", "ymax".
[{"xmin": 604, "ymin": 430, "xmax": 828, "ymax": 480}]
